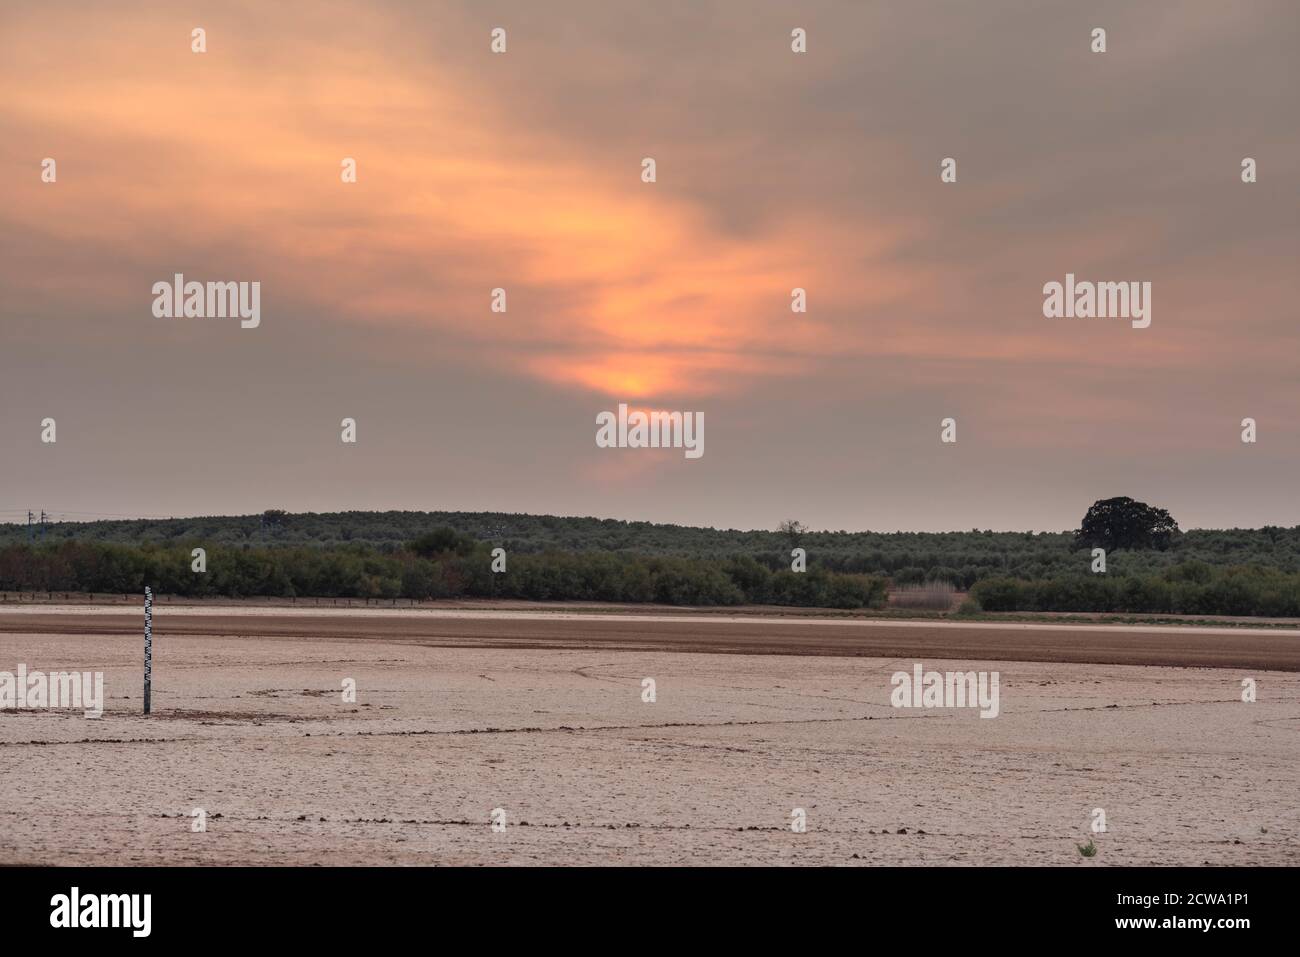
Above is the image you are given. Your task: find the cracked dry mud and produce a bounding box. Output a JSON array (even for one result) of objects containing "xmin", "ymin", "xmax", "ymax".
[{"xmin": 1, "ymin": 606, "xmax": 1296, "ymax": 865}]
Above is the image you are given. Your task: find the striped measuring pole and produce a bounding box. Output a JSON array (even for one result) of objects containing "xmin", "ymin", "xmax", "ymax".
[{"xmin": 144, "ymin": 586, "xmax": 153, "ymax": 715}]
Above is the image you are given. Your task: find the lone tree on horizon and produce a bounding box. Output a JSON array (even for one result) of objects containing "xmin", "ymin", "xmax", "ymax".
[{"xmin": 1075, "ymin": 497, "xmax": 1179, "ymax": 551}]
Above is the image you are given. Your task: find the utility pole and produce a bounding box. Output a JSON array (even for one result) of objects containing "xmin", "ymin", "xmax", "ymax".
[
  {"xmin": 39, "ymin": 510, "xmax": 47, "ymax": 542},
  {"xmin": 26, "ymin": 511, "xmax": 34, "ymax": 543}
]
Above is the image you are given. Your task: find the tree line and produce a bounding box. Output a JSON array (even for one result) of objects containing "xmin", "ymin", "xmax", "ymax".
[
  {"xmin": 0, "ymin": 538, "xmax": 888, "ymax": 610},
  {"xmin": 3, "ymin": 502, "xmax": 1298, "ymax": 617},
  {"xmin": 6, "ymin": 509, "xmax": 1300, "ymax": 590},
  {"xmin": 3, "ymin": 538, "xmax": 1296, "ymax": 617},
  {"xmin": 970, "ymin": 562, "xmax": 1300, "ymax": 617}
]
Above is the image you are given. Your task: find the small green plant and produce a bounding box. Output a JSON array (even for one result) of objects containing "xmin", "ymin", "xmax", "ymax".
[{"xmin": 1077, "ymin": 839, "xmax": 1098, "ymax": 858}]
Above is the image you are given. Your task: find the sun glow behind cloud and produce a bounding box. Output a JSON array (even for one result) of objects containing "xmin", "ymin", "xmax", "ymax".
[{"xmin": 0, "ymin": 4, "xmax": 918, "ymax": 403}]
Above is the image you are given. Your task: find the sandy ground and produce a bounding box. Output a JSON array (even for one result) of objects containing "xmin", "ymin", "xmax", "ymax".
[{"xmin": 0, "ymin": 606, "xmax": 1297, "ymax": 866}]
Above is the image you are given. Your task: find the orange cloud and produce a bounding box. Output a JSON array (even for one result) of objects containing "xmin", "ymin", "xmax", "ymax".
[{"xmin": 0, "ymin": 3, "xmax": 968, "ymax": 404}]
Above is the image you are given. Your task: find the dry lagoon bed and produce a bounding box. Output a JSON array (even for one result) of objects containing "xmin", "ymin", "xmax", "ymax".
[{"xmin": 1, "ymin": 605, "xmax": 1297, "ymax": 866}]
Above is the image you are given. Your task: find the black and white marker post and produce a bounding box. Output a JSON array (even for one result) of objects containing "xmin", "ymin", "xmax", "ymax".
[{"xmin": 144, "ymin": 586, "xmax": 153, "ymax": 715}]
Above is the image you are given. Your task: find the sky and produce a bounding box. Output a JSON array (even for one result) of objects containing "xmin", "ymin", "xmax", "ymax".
[{"xmin": 2, "ymin": 1, "xmax": 1298, "ymax": 533}]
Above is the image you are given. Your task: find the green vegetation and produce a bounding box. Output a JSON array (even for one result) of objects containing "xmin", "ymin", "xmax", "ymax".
[
  {"xmin": 5, "ymin": 508, "xmax": 1300, "ymax": 576},
  {"xmin": 1, "ymin": 503, "xmax": 1297, "ymax": 615},
  {"xmin": 971, "ymin": 564, "xmax": 1300, "ymax": 617},
  {"xmin": 0, "ymin": 538, "xmax": 887, "ymax": 609}
]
